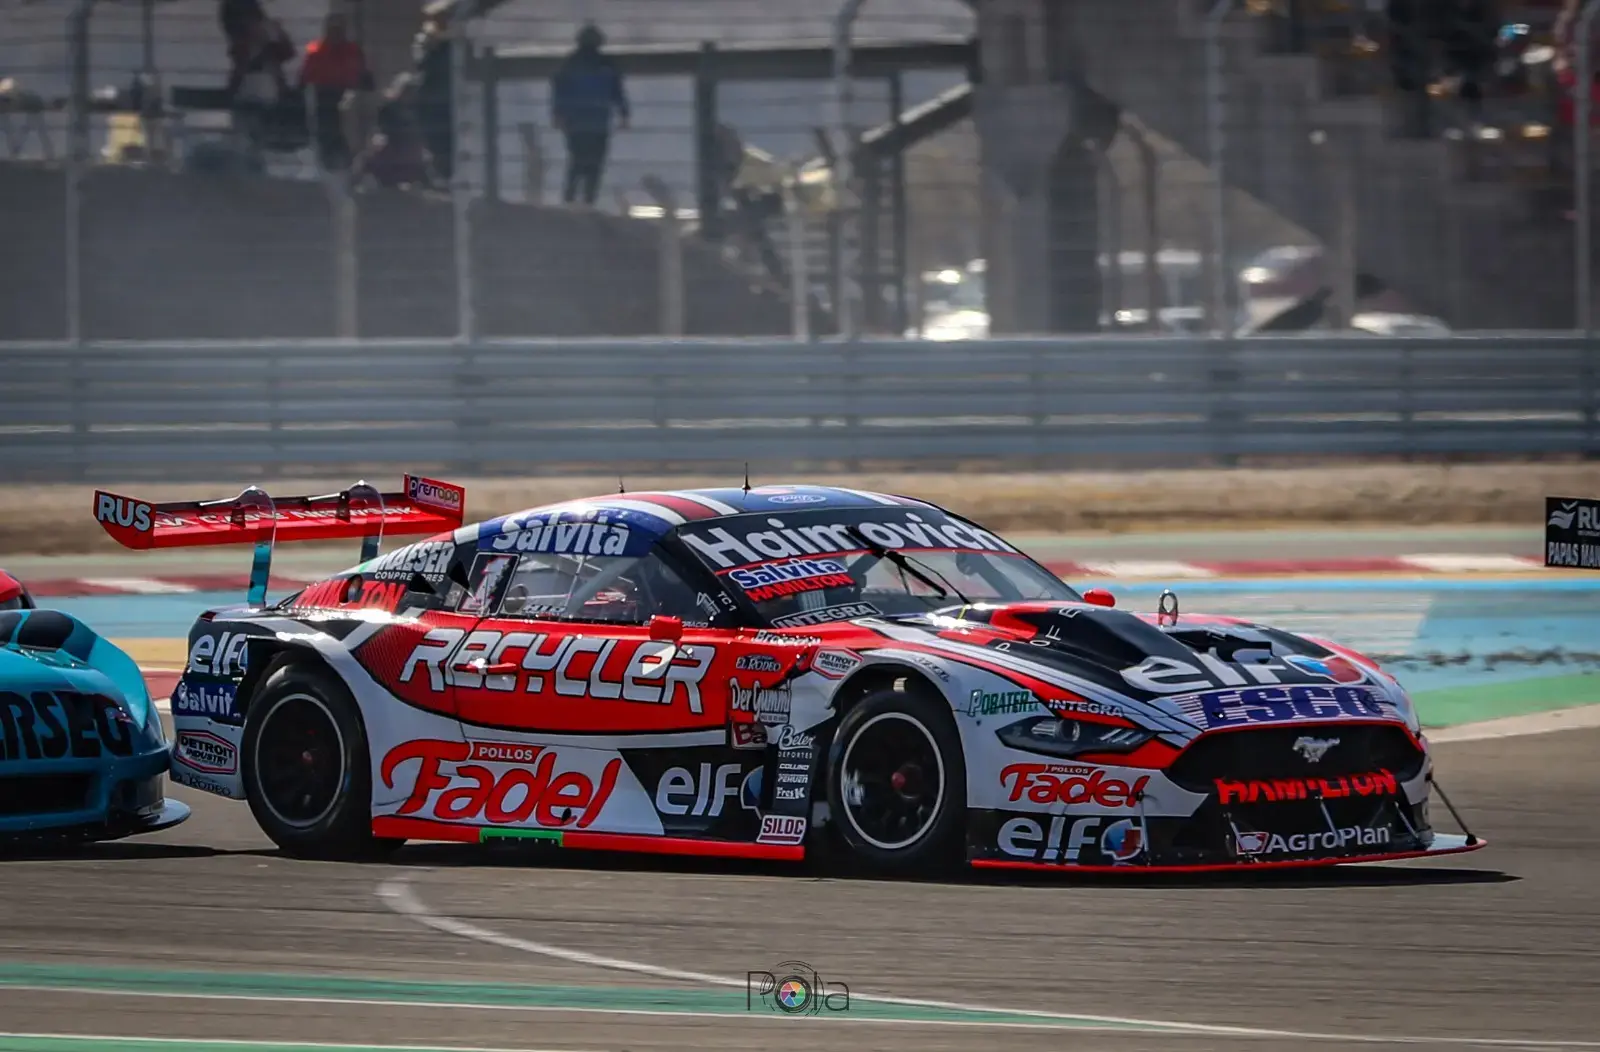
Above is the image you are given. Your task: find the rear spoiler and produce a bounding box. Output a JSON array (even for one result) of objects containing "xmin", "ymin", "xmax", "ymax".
[{"xmin": 93, "ymin": 475, "xmax": 466, "ymax": 605}]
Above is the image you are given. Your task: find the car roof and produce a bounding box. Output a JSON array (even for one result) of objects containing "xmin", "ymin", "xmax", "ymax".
[{"xmin": 460, "ymin": 485, "xmax": 939, "ymax": 552}]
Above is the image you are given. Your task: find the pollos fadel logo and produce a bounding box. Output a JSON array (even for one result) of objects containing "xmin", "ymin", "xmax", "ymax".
[
  {"xmin": 381, "ymin": 739, "xmax": 620, "ymax": 829},
  {"xmin": 1000, "ymin": 764, "xmax": 1149, "ymax": 808}
]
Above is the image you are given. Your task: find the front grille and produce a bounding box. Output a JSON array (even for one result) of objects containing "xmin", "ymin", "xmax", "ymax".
[
  {"xmin": 1166, "ymin": 724, "xmax": 1425, "ymax": 793},
  {"xmin": 0, "ymin": 774, "xmax": 93, "ymax": 816}
]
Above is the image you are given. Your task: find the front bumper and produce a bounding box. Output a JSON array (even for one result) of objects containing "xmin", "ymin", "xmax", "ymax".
[
  {"xmin": 0, "ymin": 745, "xmax": 190, "ymax": 842},
  {"xmin": 972, "ymin": 832, "xmax": 1485, "ymax": 873}
]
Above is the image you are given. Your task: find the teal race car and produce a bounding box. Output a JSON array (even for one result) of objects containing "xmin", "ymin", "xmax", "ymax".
[{"xmin": 0, "ymin": 572, "xmax": 189, "ymax": 842}]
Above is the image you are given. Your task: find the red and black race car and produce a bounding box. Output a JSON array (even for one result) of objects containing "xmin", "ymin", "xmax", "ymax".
[{"xmin": 94, "ymin": 477, "xmax": 1484, "ymax": 872}]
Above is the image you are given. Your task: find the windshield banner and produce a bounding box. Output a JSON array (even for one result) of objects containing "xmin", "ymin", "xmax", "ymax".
[{"xmin": 678, "ymin": 509, "xmax": 1019, "ymax": 571}]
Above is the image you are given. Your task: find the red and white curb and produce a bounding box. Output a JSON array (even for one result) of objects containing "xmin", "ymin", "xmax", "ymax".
[{"xmin": 19, "ymin": 555, "xmax": 1551, "ymax": 598}]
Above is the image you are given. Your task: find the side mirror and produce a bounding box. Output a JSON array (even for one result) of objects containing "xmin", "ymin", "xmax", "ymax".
[
  {"xmin": 648, "ymin": 614, "xmax": 684, "ymax": 642},
  {"xmin": 1082, "ymin": 588, "xmax": 1116, "ymax": 608}
]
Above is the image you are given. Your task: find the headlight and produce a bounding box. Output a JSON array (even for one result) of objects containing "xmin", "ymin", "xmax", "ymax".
[{"xmin": 996, "ymin": 716, "xmax": 1153, "ymax": 759}]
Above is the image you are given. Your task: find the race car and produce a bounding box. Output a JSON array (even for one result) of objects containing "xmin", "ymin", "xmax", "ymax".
[
  {"xmin": 93, "ymin": 478, "xmax": 1483, "ymax": 871},
  {"xmin": 0, "ymin": 568, "xmax": 189, "ymax": 842}
]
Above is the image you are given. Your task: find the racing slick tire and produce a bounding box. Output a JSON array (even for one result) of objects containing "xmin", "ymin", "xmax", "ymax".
[
  {"xmin": 241, "ymin": 658, "xmax": 403, "ymax": 860},
  {"xmin": 824, "ymin": 684, "xmax": 965, "ymax": 874}
]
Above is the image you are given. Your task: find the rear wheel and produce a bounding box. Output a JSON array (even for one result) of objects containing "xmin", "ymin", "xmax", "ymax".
[
  {"xmin": 241, "ymin": 659, "xmax": 403, "ymax": 860},
  {"xmin": 824, "ymin": 685, "xmax": 965, "ymax": 873}
]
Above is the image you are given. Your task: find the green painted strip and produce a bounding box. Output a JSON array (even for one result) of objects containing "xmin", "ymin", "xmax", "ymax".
[
  {"xmin": 1413, "ymin": 671, "xmax": 1600, "ymax": 727},
  {"xmin": 0, "ymin": 961, "xmax": 1168, "ymax": 1032},
  {"xmin": 478, "ymin": 828, "xmax": 561, "ymax": 843}
]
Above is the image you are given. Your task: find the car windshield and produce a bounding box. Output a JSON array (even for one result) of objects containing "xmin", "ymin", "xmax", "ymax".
[{"xmin": 675, "ymin": 507, "xmax": 1079, "ymax": 627}]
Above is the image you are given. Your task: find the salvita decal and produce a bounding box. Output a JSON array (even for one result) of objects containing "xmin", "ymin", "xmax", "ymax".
[
  {"xmin": 170, "ymin": 680, "xmax": 241, "ymax": 725},
  {"xmin": 1170, "ymin": 685, "xmax": 1399, "ymax": 730},
  {"xmin": 479, "ymin": 509, "xmax": 653, "ymax": 558},
  {"xmin": 680, "ymin": 512, "xmax": 1018, "ymax": 570},
  {"xmin": 727, "ymin": 558, "xmax": 853, "ymax": 602}
]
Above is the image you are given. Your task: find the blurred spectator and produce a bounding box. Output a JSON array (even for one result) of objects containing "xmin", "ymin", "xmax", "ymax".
[
  {"xmin": 412, "ymin": 19, "xmax": 454, "ymax": 182},
  {"xmin": 1438, "ymin": 0, "xmax": 1500, "ymax": 124},
  {"xmin": 352, "ymin": 78, "xmax": 436, "ymax": 190},
  {"xmin": 299, "ymin": 13, "xmax": 374, "ymax": 171},
  {"xmin": 225, "ymin": 10, "xmax": 304, "ymax": 153},
  {"xmin": 219, "ymin": 0, "xmax": 264, "ymax": 52},
  {"xmin": 1387, "ymin": 0, "xmax": 1433, "ymax": 135},
  {"xmin": 550, "ymin": 23, "xmax": 629, "ymax": 206}
]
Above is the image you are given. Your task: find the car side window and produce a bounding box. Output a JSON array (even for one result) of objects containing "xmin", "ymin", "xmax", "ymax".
[{"xmin": 483, "ymin": 551, "xmax": 705, "ymax": 625}]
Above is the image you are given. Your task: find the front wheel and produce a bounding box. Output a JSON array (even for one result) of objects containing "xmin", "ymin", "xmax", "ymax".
[
  {"xmin": 824, "ymin": 686, "xmax": 965, "ymax": 873},
  {"xmin": 241, "ymin": 658, "xmax": 402, "ymax": 860}
]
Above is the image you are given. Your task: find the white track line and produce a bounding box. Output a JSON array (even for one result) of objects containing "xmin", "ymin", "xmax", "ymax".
[
  {"xmin": 1429, "ymin": 704, "xmax": 1600, "ymax": 743},
  {"xmin": 375, "ymin": 877, "xmax": 1600, "ymax": 1048},
  {"xmin": 78, "ymin": 577, "xmax": 197, "ymax": 594}
]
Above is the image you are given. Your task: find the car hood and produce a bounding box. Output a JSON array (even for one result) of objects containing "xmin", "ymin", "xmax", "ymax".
[{"xmin": 869, "ymin": 602, "xmax": 1418, "ymax": 734}]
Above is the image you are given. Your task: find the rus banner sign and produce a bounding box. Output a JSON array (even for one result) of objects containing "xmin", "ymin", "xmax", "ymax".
[{"xmin": 1545, "ymin": 496, "xmax": 1600, "ymax": 569}]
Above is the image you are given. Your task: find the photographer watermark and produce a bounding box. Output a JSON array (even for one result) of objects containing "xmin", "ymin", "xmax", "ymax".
[{"xmin": 746, "ymin": 960, "xmax": 850, "ymax": 1015}]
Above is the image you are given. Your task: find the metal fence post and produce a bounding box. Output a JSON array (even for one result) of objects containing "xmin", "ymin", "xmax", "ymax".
[
  {"xmin": 832, "ymin": 0, "xmax": 867, "ymax": 339},
  {"xmin": 1576, "ymin": 0, "xmax": 1600, "ymax": 335},
  {"xmin": 1204, "ymin": 0, "xmax": 1235, "ymax": 338},
  {"xmin": 64, "ymin": 0, "xmax": 94, "ymax": 345},
  {"xmin": 450, "ymin": 15, "xmax": 477, "ymax": 343},
  {"xmin": 784, "ymin": 170, "xmax": 812, "ymax": 340}
]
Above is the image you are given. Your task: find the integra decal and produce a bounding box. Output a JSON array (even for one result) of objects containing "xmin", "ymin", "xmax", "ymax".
[
  {"xmin": 770, "ymin": 602, "xmax": 879, "ymax": 628},
  {"xmin": 681, "ymin": 512, "xmax": 1017, "ymax": 569},
  {"xmin": 0, "ymin": 690, "xmax": 134, "ymax": 760},
  {"xmin": 1172, "ymin": 685, "xmax": 1398, "ymax": 729}
]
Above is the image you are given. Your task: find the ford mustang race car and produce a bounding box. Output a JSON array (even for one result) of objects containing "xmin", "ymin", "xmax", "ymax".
[
  {"xmin": 93, "ymin": 478, "xmax": 1482, "ymax": 871},
  {"xmin": 0, "ymin": 568, "xmax": 189, "ymax": 841}
]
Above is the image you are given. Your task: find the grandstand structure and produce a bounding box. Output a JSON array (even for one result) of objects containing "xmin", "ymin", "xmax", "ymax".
[{"xmin": 0, "ymin": 0, "xmax": 1585, "ymax": 338}]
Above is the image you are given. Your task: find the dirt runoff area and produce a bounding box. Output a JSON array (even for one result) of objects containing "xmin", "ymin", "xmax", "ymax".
[{"xmin": 2, "ymin": 462, "xmax": 1592, "ymax": 556}]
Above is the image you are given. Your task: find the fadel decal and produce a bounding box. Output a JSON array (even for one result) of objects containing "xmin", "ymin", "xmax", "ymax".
[
  {"xmin": 728, "ymin": 558, "xmax": 853, "ymax": 602},
  {"xmin": 681, "ymin": 512, "xmax": 1017, "ymax": 569},
  {"xmin": 770, "ymin": 603, "xmax": 879, "ymax": 628},
  {"xmin": 175, "ymin": 729, "xmax": 237, "ymax": 775},
  {"xmin": 1216, "ymin": 770, "xmax": 1398, "ymax": 805},
  {"xmin": 1235, "ymin": 825, "xmax": 1392, "ymax": 856},
  {"xmin": 654, "ymin": 762, "xmax": 759, "ymax": 817},
  {"xmin": 1000, "ymin": 764, "xmax": 1149, "ymax": 808},
  {"xmin": 1172, "ymin": 685, "xmax": 1395, "ymax": 729},
  {"xmin": 0, "ymin": 690, "xmax": 134, "ymax": 760},
  {"xmin": 483, "ymin": 511, "xmax": 635, "ymax": 556},
  {"xmin": 968, "ymin": 688, "xmax": 1039, "ymax": 717},
  {"xmin": 758, "ymin": 814, "xmax": 808, "ymax": 844},
  {"xmin": 170, "ymin": 680, "xmax": 241, "ymax": 724},
  {"xmin": 381, "ymin": 739, "xmax": 619, "ymax": 828},
  {"xmin": 94, "ymin": 493, "xmax": 153, "ymax": 533},
  {"xmin": 408, "ymin": 475, "xmax": 464, "ymax": 512},
  {"xmin": 363, "ymin": 541, "xmax": 455, "ymax": 583},
  {"xmin": 728, "ymin": 679, "xmax": 792, "ymax": 725},
  {"xmin": 998, "ymin": 815, "xmax": 1104, "ymax": 862},
  {"xmin": 400, "ymin": 629, "xmax": 715, "ymax": 713},
  {"xmin": 187, "ymin": 632, "xmax": 251, "ymax": 677}
]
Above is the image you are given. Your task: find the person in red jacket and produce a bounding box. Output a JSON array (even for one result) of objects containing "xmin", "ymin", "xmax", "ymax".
[{"xmin": 299, "ymin": 13, "xmax": 374, "ymax": 171}]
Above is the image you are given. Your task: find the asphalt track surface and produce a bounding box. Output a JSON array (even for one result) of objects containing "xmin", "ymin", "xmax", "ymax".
[{"xmin": 0, "ymin": 714, "xmax": 1596, "ymax": 1052}]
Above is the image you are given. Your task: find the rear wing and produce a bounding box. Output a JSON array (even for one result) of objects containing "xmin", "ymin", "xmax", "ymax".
[{"xmin": 93, "ymin": 475, "xmax": 466, "ymax": 605}]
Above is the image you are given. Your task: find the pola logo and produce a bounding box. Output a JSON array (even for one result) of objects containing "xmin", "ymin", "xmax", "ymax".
[{"xmin": 1284, "ymin": 654, "xmax": 1366, "ymax": 685}]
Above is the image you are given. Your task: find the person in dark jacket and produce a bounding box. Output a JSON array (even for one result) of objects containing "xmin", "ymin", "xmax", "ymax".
[
  {"xmin": 550, "ymin": 24, "xmax": 629, "ymax": 205},
  {"xmin": 412, "ymin": 18, "xmax": 454, "ymax": 182}
]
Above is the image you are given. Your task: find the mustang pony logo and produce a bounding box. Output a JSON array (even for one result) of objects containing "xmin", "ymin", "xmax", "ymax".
[{"xmin": 1292, "ymin": 736, "xmax": 1340, "ymax": 763}]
